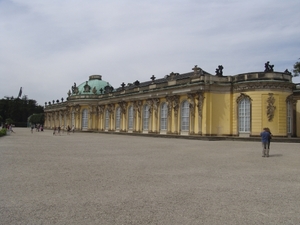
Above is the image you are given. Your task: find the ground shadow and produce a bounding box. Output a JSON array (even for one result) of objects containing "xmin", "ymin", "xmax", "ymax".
[{"xmin": 269, "ymin": 154, "xmax": 283, "ymax": 157}]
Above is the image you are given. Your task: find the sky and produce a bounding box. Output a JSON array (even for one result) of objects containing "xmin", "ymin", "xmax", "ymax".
[{"xmin": 1, "ymin": 0, "xmax": 300, "ymax": 106}]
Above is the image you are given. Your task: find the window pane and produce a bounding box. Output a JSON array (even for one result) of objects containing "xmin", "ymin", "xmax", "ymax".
[
  {"xmin": 181, "ymin": 101, "xmax": 189, "ymax": 131},
  {"xmin": 143, "ymin": 105, "xmax": 149, "ymax": 130},
  {"xmin": 238, "ymin": 99, "xmax": 250, "ymax": 132},
  {"xmin": 160, "ymin": 103, "xmax": 167, "ymax": 130},
  {"xmin": 128, "ymin": 106, "xmax": 133, "ymax": 129}
]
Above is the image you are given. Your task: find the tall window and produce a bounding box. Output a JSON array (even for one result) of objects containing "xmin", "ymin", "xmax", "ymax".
[
  {"xmin": 287, "ymin": 101, "xmax": 292, "ymax": 133},
  {"xmin": 238, "ymin": 98, "xmax": 251, "ymax": 132},
  {"xmin": 71, "ymin": 112, "xmax": 75, "ymax": 127},
  {"xmin": 82, "ymin": 109, "xmax": 88, "ymax": 129},
  {"xmin": 105, "ymin": 109, "xmax": 109, "ymax": 130},
  {"xmin": 143, "ymin": 105, "xmax": 149, "ymax": 130},
  {"xmin": 116, "ymin": 107, "xmax": 121, "ymax": 130},
  {"xmin": 128, "ymin": 106, "xmax": 133, "ymax": 129},
  {"xmin": 181, "ymin": 100, "xmax": 189, "ymax": 131},
  {"xmin": 160, "ymin": 103, "xmax": 168, "ymax": 131}
]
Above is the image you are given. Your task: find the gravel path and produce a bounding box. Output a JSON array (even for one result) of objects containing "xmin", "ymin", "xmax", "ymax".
[{"xmin": 1, "ymin": 128, "xmax": 299, "ymax": 225}]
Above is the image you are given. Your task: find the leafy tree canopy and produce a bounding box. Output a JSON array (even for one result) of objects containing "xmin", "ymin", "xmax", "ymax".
[
  {"xmin": 293, "ymin": 58, "xmax": 300, "ymax": 77},
  {"xmin": 28, "ymin": 113, "xmax": 44, "ymax": 125},
  {"xmin": 0, "ymin": 97, "xmax": 44, "ymax": 126}
]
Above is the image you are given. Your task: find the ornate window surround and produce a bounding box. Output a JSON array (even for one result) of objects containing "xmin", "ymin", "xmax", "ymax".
[{"xmin": 236, "ymin": 93, "xmax": 252, "ymax": 137}]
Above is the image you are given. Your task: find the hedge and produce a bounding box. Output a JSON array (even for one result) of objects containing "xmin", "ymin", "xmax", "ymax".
[{"xmin": 0, "ymin": 128, "xmax": 7, "ymax": 137}]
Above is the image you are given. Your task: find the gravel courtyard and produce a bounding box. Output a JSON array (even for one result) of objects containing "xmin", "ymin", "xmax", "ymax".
[{"xmin": 0, "ymin": 128, "xmax": 299, "ymax": 225}]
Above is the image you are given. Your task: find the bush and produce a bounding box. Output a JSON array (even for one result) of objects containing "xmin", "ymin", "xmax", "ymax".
[{"xmin": 0, "ymin": 128, "xmax": 7, "ymax": 137}]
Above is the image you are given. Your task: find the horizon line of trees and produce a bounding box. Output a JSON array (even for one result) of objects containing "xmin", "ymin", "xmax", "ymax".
[{"xmin": 0, "ymin": 96, "xmax": 44, "ymax": 127}]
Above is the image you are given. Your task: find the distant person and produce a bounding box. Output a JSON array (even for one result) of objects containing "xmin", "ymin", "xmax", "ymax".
[
  {"xmin": 58, "ymin": 126, "xmax": 61, "ymax": 135},
  {"xmin": 9, "ymin": 125, "xmax": 15, "ymax": 133},
  {"xmin": 265, "ymin": 127, "xmax": 272, "ymax": 151},
  {"xmin": 67, "ymin": 125, "xmax": 71, "ymax": 135},
  {"xmin": 31, "ymin": 125, "xmax": 34, "ymax": 134},
  {"xmin": 53, "ymin": 126, "xmax": 57, "ymax": 135},
  {"xmin": 260, "ymin": 128, "xmax": 271, "ymax": 157}
]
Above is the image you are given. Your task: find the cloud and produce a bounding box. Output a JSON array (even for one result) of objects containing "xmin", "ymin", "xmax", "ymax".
[{"xmin": 0, "ymin": 0, "xmax": 300, "ymax": 104}]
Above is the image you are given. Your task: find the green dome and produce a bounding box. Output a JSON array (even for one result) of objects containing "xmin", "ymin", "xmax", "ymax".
[{"xmin": 71, "ymin": 75, "xmax": 113, "ymax": 95}]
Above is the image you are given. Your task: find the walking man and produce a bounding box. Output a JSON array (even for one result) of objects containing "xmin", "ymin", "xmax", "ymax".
[{"xmin": 260, "ymin": 128, "xmax": 271, "ymax": 157}]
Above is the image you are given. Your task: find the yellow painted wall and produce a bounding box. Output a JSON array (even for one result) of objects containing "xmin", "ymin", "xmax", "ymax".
[
  {"xmin": 297, "ymin": 100, "xmax": 300, "ymax": 137},
  {"xmin": 202, "ymin": 92, "xmax": 232, "ymax": 136}
]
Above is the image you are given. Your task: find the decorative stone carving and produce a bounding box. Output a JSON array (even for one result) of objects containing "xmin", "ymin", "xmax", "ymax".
[
  {"xmin": 187, "ymin": 93, "xmax": 196, "ymax": 117},
  {"xmin": 236, "ymin": 93, "xmax": 252, "ymax": 103},
  {"xmin": 192, "ymin": 65, "xmax": 203, "ymax": 77},
  {"xmin": 133, "ymin": 101, "xmax": 142, "ymax": 118},
  {"xmin": 147, "ymin": 98, "xmax": 160, "ymax": 117},
  {"xmin": 266, "ymin": 93, "xmax": 276, "ymax": 121},
  {"xmin": 89, "ymin": 105, "xmax": 95, "ymax": 117},
  {"xmin": 121, "ymin": 82, "xmax": 126, "ymax": 90},
  {"xmin": 150, "ymin": 75, "xmax": 156, "ymax": 82},
  {"xmin": 215, "ymin": 65, "xmax": 224, "ymax": 76},
  {"xmin": 97, "ymin": 105, "xmax": 105, "ymax": 115},
  {"xmin": 286, "ymin": 94, "xmax": 297, "ymax": 108},
  {"xmin": 284, "ymin": 69, "xmax": 292, "ymax": 75},
  {"xmin": 233, "ymin": 82, "xmax": 294, "ymax": 92},
  {"xmin": 118, "ymin": 101, "xmax": 127, "ymax": 114},
  {"xmin": 55, "ymin": 111, "xmax": 59, "ymax": 120},
  {"xmin": 196, "ymin": 92, "xmax": 205, "ymax": 118},
  {"xmin": 107, "ymin": 104, "xmax": 115, "ymax": 119},
  {"xmin": 166, "ymin": 95, "xmax": 180, "ymax": 117},
  {"xmin": 264, "ymin": 61, "xmax": 274, "ymax": 72},
  {"xmin": 92, "ymin": 87, "xmax": 97, "ymax": 94},
  {"xmin": 166, "ymin": 72, "xmax": 179, "ymax": 81},
  {"xmin": 83, "ymin": 81, "xmax": 91, "ymax": 93}
]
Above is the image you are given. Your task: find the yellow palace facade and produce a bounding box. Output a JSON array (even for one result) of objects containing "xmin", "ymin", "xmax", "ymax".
[{"xmin": 44, "ymin": 65, "xmax": 300, "ymax": 137}]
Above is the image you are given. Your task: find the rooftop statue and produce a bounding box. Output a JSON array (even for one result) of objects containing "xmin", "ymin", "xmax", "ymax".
[
  {"xmin": 215, "ymin": 65, "xmax": 224, "ymax": 76},
  {"xmin": 264, "ymin": 61, "xmax": 274, "ymax": 72}
]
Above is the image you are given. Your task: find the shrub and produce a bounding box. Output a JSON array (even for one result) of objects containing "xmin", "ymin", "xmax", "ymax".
[{"xmin": 0, "ymin": 128, "xmax": 7, "ymax": 137}]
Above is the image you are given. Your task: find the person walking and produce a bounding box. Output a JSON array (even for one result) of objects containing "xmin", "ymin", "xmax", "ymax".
[
  {"xmin": 67, "ymin": 125, "xmax": 71, "ymax": 135},
  {"xmin": 260, "ymin": 128, "xmax": 271, "ymax": 157},
  {"xmin": 265, "ymin": 127, "xmax": 272, "ymax": 153},
  {"xmin": 53, "ymin": 126, "xmax": 57, "ymax": 135},
  {"xmin": 58, "ymin": 126, "xmax": 61, "ymax": 135},
  {"xmin": 31, "ymin": 125, "xmax": 34, "ymax": 134},
  {"xmin": 9, "ymin": 125, "xmax": 15, "ymax": 134}
]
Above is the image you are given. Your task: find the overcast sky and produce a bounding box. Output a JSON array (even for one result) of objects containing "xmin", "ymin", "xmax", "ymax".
[{"xmin": 1, "ymin": 0, "xmax": 300, "ymax": 105}]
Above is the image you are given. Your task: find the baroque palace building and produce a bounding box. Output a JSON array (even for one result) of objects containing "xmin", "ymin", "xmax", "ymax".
[{"xmin": 44, "ymin": 64, "xmax": 300, "ymax": 137}]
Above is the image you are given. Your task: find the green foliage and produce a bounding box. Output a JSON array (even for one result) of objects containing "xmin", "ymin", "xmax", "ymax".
[
  {"xmin": 29, "ymin": 113, "xmax": 45, "ymax": 125},
  {"xmin": 5, "ymin": 118, "xmax": 14, "ymax": 125},
  {"xmin": 293, "ymin": 59, "xmax": 300, "ymax": 77},
  {"xmin": 0, "ymin": 98, "xmax": 44, "ymax": 126},
  {"xmin": 0, "ymin": 128, "xmax": 7, "ymax": 137}
]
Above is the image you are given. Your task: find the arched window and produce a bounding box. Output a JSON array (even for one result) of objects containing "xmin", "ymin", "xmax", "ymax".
[
  {"xmin": 105, "ymin": 109, "xmax": 109, "ymax": 130},
  {"xmin": 160, "ymin": 102, "xmax": 168, "ymax": 131},
  {"xmin": 181, "ymin": 100, "xmax": 189, "ymax": 131},
  {"xmin": 82, "ymin": 109, "xmax": 88, "ymax": 129},
  {"xmin": 143, "ymin": 105, "xmax": 149, "ymax": 130},
  {"xmin": 238, "ymin": 98, "xmax": 251, "ymax": 132},
  {"xmin": 116, "ymin": 107, "xmax": 121, "ymax": 130},
  {"xmin": 128, "ymin": 106, "xmax": 134, "ymax": 130}
]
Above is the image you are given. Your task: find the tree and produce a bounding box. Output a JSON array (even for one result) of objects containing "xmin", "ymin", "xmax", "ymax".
[
  {"xmin": 6, "ymin": 118, "xmax": 14, "ymax": 125},
  {"xmin": 0, "ymin": 97, "xmax": 44, "ymax": 127},
  {"xmin": 293, "ymin": 58, "xmax": 300, "ymax": 77},
  {"xmin": 28, "ymin": 113, "xmax": 45, "ymax": 125}
]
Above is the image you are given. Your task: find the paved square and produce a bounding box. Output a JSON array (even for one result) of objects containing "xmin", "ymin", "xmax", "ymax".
[{"xmin": 1, "ymin": 128, "xmax": 299, "ymax": 224}]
